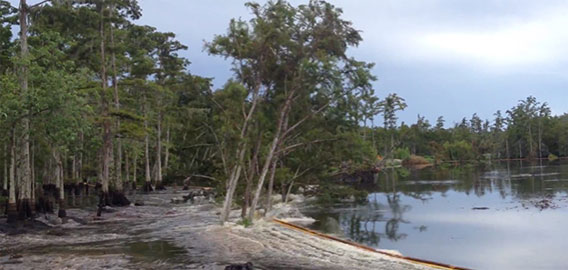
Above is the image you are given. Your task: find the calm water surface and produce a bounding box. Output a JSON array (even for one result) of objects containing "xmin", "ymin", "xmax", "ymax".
[{"xmin": 307, "ymin": 161, "xmax": 568, "ymax": 270}]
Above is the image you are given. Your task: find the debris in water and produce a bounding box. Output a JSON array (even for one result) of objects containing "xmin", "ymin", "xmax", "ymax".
[{"xmin": 533, "ymin": 199, "xmax": 558, "ymax": 210}]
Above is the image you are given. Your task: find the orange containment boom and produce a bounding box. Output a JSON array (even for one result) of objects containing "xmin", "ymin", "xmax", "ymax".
[{"xmin": 272, "ymin": 218, "xmax": 471, "ymax": 270}]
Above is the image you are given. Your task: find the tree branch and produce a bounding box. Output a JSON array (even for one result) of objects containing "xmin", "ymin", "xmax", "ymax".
[
  {"xmin": 29, "ymin": 0, "xmax": 50, "ymax": 9},
  {"xmin": 282, "ymin": 102, "xmax": 329, "ymax": 139},
  {"xmin": 277, "ymin": 138, "xmax": 337, "ymax": 155}
]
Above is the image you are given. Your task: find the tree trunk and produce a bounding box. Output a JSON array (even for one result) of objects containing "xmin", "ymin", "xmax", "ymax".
[
  {"xmin": 143, "ymin": 100, "xmax": 152, "ymax": 192},
  {"xmin": 3, "ymin": 143, "xmax": 7, "ymax": 192},
  {"xmin": 151, "ymin": 158, "xmax": 157, "ymax": 185},
  {"xmin": 18, "ymin": 0, "xmax": 33, "ymax": 220},
  {"xmin": 7, "ymin": 129, "xmax": 17, "ymax": 223},
  {"xmin": 30, "ymin": 142, "xmax": 35, "ymax": 206},
  {"xmin": 220, "ymin": 83, "xmax": 261, "ymax": 224},
  {"xmin": 265, "ymin": 158, "xmax": 278, "ymax": 213},
  {"xmin": 53, "ymin": 149, "xmax": 66, "ymax": 218},
  {"xmin": 78, "ymin": 131, "xmax": 83, "ymax": 181},
  {"xmin": 221, "ymin": 151, "xmax": 245, "ymax": 223},
  {"xmin": 132, "ymin": 153, "xmax": 137, "ymax": 190},
  {"xmin": 248, "ymin": 90, "xmax": 294, "ymax": 222},
  {"xmin": 242, "ymin": 173, "xmax": 252, "ymax": 219},
  {"xmin": 110, "ymin": 8, "xmax": 123, "ymax": 194},
  {"xmin": 98, "ymin": 2, "xmax": 111, "ymax": 216},
  {"xmin": 125, "ymin": 151, "xmax": 130, "ymax": 187},
  {"xmin": 72, "ymin": 155, "xmax": 77, "ymax": 182},
  {"xmin": 249, "ymin": 136, "xmax": 280, "ymax": 221},
  {"xmin": 242, "ymin": 133, "xmax": 262, "ymax": 218},
  {"xmin": 164, "ymin": 125, "xmax": 170, "ymax": 176},
  {"xmin": 284, "ymin": 181, "xmax": 294, "ymax": 204},
  {"xmin": 155, "ymin": 112, "xmax": 164, "ymax": 190}
]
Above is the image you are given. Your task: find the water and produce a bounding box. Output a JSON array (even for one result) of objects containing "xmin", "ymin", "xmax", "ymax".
[
  {"xmin": 306, "ymin": 161, "xmax": 568, "ymax": 270},
  {"xmin": 0, "ymin": 190, "xmax": 221, "ymax": 269}
]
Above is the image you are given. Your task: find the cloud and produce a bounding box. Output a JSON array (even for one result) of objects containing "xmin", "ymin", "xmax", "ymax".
[
  {"xmin": 412, "ymin": 6, "xmax": 568, "ymax": 70},
  {"xmin": 325, "ymin": 0, "xmax": 568, "ymax": 73},
  {"xmin": 8, "ymin": 0, "xmax": 568, "ymax": 124}
]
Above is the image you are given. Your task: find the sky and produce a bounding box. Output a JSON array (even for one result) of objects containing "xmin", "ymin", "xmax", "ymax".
[{"xmin": 11, "ymin": 0, "xmax": 568, "ymax": 126}]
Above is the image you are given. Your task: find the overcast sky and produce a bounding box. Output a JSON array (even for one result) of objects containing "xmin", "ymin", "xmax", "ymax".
[{"xmin": 12, "ymin": 0, "xmax": 568, "ymax": 125}]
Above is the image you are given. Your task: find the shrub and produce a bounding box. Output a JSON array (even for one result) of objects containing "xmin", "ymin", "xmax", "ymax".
[
  {"xmin": 402, "ymin": 155, "xmax": 431, "ymax": 166},
  {"xmin": 443, "ymin": 140, "xmax": 475, "ymax": 162},
  {"xmin": 393, "ymin": 147, "xmax": 411, "ymax": 160},
  {"xmin": 237, "ymin": 217, "xmax": 253, "ymax": 228}
]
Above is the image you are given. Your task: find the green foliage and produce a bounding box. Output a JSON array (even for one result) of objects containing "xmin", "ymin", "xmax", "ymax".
[
  {"xmin": 443, "ymin": 140, "xmax": 474, "ymax": 162},
  {"xmin": 0, "ymin": 0, "xmax": 15, "ymax": 73},
  {"xmin": 393, "ymin": 147, "xmax": 411, "ymax": 160},
  {"xmin": 365, "ymin": 95, "xmax": 568, "ymax": 165},
  {"xmin": 236, "ymin": 217, "xmax": 253, "ymax": 228}
]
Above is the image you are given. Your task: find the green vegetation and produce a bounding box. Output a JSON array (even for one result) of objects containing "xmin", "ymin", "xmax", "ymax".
[
  {"xmin": 236, "ymin": 217, "xmax": 253, "ymax": 228},
  {"xmin": 365, "ymin": 96, "xmax": 566, "ymax": 165},
  {"xmin": 1, "ymin": 0, "xmax": 568, "ymax": 228},
  {"xmin": 0, "ymin": 0, "xmax": 380, "ymax": 225}
]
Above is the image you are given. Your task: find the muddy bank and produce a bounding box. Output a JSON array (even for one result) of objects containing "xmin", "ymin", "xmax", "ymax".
[{"xmin": 0, "ymin": 190, "xmax": 435, "ymax": 270}]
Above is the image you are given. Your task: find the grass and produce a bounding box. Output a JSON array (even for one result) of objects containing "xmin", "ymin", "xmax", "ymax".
[{"xmin": 237, "ymin": 217, "xmax": 253, "ymax": 228}]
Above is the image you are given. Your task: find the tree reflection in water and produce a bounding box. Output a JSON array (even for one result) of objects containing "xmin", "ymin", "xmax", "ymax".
[
  {"xmin": 310, "ymin": 160, "xmax": 568, "ymax": 250},
  {"xmin": 341, "ymin": 169, "xmax": 411, "ymax": 246}
]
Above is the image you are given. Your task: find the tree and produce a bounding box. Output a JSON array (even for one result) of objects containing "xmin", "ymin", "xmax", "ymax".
[
  {"xmin": 0, "ymin": 0, "xmax": 15, "ymax": 73},
  {"xmin": 208, "ymin": 0, "xmax": 377, "ymax": 224},
  {"xmin": 507, "ymin": 96, "xmax": 540, "ymax": 159},
  {"xmin": 15, "ymin": 0, "xmax": 33, "ymax": 220},
  {"xmin": 435, "ymin": 116, "xmax": 445, "ymax": 130},
  {"xmin": 378, "ymin": 93, "xmax": 407, "ymax": 158},
  {"xmin": 537, "ymin": 102, "xmax": 551, "ymax": 158},
  {"xmin": 492, "ymin": 110, "xmax": 507, "ymax": 159}
]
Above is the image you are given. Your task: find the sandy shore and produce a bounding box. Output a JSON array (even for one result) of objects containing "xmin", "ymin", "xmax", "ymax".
[{"xmin": 0, "ymin": 190, "xmax": 436, "ymax": 270}]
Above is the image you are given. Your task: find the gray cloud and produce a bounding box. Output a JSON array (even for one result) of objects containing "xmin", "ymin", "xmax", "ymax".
[{"xmin": 10, "ymin": 0, "xmax": 568, "ymax": 125}]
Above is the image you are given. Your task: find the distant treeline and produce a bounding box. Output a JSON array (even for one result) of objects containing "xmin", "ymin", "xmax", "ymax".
[{"xmin": 367, "ymin": 96, "xmax": 568, "ymax": 163}]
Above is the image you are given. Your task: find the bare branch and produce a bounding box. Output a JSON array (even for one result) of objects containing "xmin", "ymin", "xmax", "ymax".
[
  {"xmin": 277, "ymin": 138, "xmax": 336, "ymax": 155},
  {"xmin": 282, "ymin": 102, "xmax": 329, "ymax": 139},
  {"xmin": 29, "ymin": 0, "xmax": 50, "ymax": 9}
]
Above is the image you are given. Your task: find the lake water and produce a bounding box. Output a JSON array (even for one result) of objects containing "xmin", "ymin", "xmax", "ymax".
[{"xmin": 306, "ymin": 161, "xmax": 568, "ymax": 270}]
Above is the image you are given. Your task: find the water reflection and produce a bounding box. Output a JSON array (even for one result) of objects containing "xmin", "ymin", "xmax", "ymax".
[{"xmin": 308, "ymin": 161, "xmax": 568, "ymax": 270}]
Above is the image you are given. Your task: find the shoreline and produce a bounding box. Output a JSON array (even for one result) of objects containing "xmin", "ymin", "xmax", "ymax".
[{"xmin": 0, "ymin": 189, "xmax": 437, "ymax": 270}]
